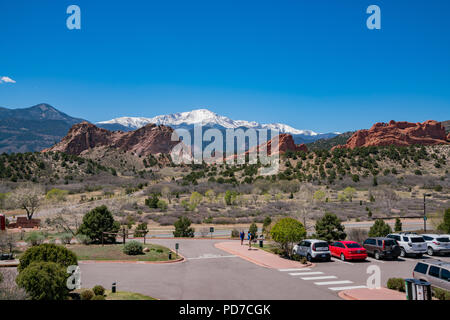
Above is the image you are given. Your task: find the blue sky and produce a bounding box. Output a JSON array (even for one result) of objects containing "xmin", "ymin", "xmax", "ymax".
[{"xmin": 0, "ymin": 0, "xmax": 449, "ymax": 133}]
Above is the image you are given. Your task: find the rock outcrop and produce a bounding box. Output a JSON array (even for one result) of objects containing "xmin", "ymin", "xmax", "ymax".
[
  {"xmin": 333, "ymin": 120, "xmax": 449, "ymax": 150},
  {"xmin": 43, "ymin": 121, "xmax": 180, "ymax": 156}
]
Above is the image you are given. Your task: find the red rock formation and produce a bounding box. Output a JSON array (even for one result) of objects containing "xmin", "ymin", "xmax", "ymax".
[
  {"xmin": 247, "ymin": 133, "xmax": 308, "ymax": 156},
  {"xmin": 333, "ymin": 120, "xmax": 449, "ymax": 150},
  {"xmin": 43, "ymin": 121, "xmax": 180, "ymax": 156}
]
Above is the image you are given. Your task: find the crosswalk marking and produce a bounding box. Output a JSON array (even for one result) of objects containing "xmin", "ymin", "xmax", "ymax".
[
  {"xmin": 301, "ymin": 276, "xmax": 337, "ymax": 280},
  {"xmin": 328, "ymin": 285, "xmax": 367, "ymax": 291},
  {"xmin": 288, "ymin": 271, "xmax": 324, "ymax": 276},
  {"xmin": 314, "ymin": 280, "xmax": 353, "ymax": 286},
  {"xmin": 278, "ymin": 268, "xmax": 310, "ymax": 272}
]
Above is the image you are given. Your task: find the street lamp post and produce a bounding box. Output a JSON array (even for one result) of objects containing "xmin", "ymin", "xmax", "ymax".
[{"xmin": 423, "ymin": 194, "xmax": 431, "ymax": 232}]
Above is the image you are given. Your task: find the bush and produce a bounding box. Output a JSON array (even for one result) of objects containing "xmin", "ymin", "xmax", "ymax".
[
  {"xmin": 123, "ymin": 241, "xmax": 143, "ymax": 255},
  {"xmin": 368, "ymin": 219, "xmax": 392, "ymax": 237},
  {"xmin": 133, "ymin": 223, "xmax": 148, "ymax": 237},
  {"xmin": 437, "ymin": 208, "xmax": 450, "ymax": 234},
  {"xmin": 270, "ymin": 217, "xmax": 306, "ymax": 257},
  {"xmin": 18, "ymin": 243, "xmax": 78, "ymax": 272},
  {"xmin": 386, "ymin": 278, "xmax": 405, "ymax": 292},
  {"xmin": 77, "ymin": 205, "xmax": 120, "ymax": 244},
  {"xmin": 76, "ymin": 234, "xmax": 91, "ymax": 245},
  {"xmin": 173, "ymin": 216, "xmax": 195, "ymax": 238},
  {"xmin": 92, "ymin": 285, "xmax": 105, "ymax": 296},
  {"xmin": 315, "ymin": 212, "xmax": 346, "ymax": 242},
  {"xmin": 433, "ymin": 287, "xmax": 450, "ymax": 300},
  {"xmin": 231, "ymin": 229, "xmax": 240, "ymax": 238},
  {"xmin": 92, "ymin": 294, "xmax": 106, "ymax": 300},
  {"xmin": 80, "ymin": 289, "xmax": 94, "ymax": 300},
  {"xmin": 145, "ymin": 194, "xmax": 159, "ymax": 208},
  {"xmin": 24, "ymin": 231, "xmax": 45, "ymax": 246},
  {"xmin": 46, "ymin": 188, "xmax": 69, "ymax": 202},
  {"xmin": 16, "ymin": 261, "xmax": 69, "ymax": 300},
  {"xmin": 60, "ymin": 233, "xmax": 73, "ymax": 245},
  {"xmin": 249, "ymin": 222, "xmax": 258, "ymax": 238}
]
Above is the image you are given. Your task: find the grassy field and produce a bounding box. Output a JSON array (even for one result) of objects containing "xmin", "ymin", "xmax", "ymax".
[
  {"xmin": 69, "ymin": 243, "xmax": 179, "ymax": 261},
  {"xmin": 105, "ymin": 290, "xmax": 156, "ymax": 300}
]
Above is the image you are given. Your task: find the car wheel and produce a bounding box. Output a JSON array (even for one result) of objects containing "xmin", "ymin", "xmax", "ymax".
[
  {"xmin": 340, "ymin": 253, "xmax": 345, "ymax": 261},
  {"xmin": 400, "ymin": 248, "xmax": 406, "ymax": 257},
  {"xmin": 374, "ymin": 251, "xmax": 380, "ymax": 260},
  {"xmin": 427, "ymin": 247, "xmax": 434, "ymax": 256},
  {"xmin": 307, "ymin": 254, "xmax": 312, "ymax": 262}
]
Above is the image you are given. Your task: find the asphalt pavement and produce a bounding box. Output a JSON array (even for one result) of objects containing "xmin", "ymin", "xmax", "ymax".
[{"xmin": 78, "ymin": 238, "xmax": 450, "ymax": 300}]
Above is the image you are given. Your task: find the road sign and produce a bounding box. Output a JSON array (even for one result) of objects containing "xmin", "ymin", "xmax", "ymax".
[{"xmin": 210, "ymin": 227, "xmax": 214, "ymax": 233}]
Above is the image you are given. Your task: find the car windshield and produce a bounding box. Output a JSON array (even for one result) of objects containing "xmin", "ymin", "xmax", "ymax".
[
  {"xmin": 437, "ymin": 237, "xmax": 450, "ymax": 242},
  {"xmin": 314, "ymin": 242, "xmax": 328, "ymax": 248},
  {"xmin": 411, "ymin": 237, "xmax": 425, "ymax": 243},
  {"xmin": 345, "ymin": 243, "xmax": 362, "ymax": 248},
  {"xmin": 384, "ymin": 240, "xmax": 396, "ymax": 246}
]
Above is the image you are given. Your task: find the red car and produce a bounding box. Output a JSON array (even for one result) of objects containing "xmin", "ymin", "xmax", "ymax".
[{"xmin": 329, "ymin": 241, "xmax": 367, "ymax": 261}]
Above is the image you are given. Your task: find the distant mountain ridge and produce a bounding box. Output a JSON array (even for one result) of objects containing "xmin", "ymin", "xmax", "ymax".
[
  {"xmin": 0, "ymin": 103, "xmax": 85, "ymax": 153},
  {"xmin": 97, "ymin": 108, "xmax": 339, "ymax": 144}
]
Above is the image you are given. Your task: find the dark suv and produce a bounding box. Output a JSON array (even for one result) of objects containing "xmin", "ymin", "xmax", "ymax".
[{"xmin": 363, "ymin": 237, "xmax": 401, "ymax": 260}]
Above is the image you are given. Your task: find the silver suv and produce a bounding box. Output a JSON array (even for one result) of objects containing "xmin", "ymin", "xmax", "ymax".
[
  {"xmin": 422, "ymin": 234, "xmax": 450, "ymax": 256},
  {"xmin": 413, "ymin": 259, "xmax": 450, "ymax": 291},
  {"xmin": 293, "ymin": 239, "xmax": 331, "ymax": 262},
  {"xmin": 387, "ymin": 233, "xmax": 427, "ymax": 258}
]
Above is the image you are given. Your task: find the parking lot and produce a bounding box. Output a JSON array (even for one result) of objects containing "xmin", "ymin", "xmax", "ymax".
[{"xmin": 78, "ymin": 238, "xmax": 450, "ymax": 300}]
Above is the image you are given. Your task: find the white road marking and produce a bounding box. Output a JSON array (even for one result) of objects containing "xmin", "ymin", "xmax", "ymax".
[
  {"xmin": 288, "ymin": 271, "xmax": 324, "ymax": 276},
  {"xmin": 188, "ymin": 254, "xmax": 237, "ymax": 260},
  {"xmin": 330, "ymin": 257, "xmax": 354, "ymax": 265},
  {"xmin": 278, "ymin": 268, "xmax": 311, "ymax": 272},
  {"xmin": 301, "ymin": 276, "xmax": 337, "ymax": 280},
  {"xmin": 366, "ymin": 257, "xmax": 385, "ymax": 264},
  {"xmin": 328, "ymin": 285, "xmax": 367, "ymax": 291},
  {"xmin": 315, "ymin": 280, "xmax": 353, "ymax": 286}
]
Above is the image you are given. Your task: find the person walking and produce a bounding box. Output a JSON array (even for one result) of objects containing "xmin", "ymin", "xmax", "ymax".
[
  {"xmin": 239, "ymin": 230, "xmax": 245, "ymax": 245},
  {"xmin": 248, "ymin": 231, "xmax": 254, "ymax": 250}
]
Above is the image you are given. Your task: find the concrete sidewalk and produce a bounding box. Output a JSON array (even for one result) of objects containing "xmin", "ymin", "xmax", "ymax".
[
  {"xmin": 215, "ymin": 241, "xmax": 313, "ymax": 269},
  {"xmin": 338, "ymin": 287, "xmax": 406, "ymax": 300}
]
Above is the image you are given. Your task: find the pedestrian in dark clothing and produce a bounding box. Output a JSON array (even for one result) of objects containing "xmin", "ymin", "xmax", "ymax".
[{"xmin": 239, "ymin": 231, "xmax": 245, "ymax": 245}]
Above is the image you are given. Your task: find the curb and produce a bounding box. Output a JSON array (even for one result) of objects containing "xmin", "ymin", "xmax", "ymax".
[
  {"xmin": 79, "ymin": 250, "xmax": 185, "ymax": 265},
  {"xmin": 214, "ymin": 242, "xmax": 314, "ymax": 269}
]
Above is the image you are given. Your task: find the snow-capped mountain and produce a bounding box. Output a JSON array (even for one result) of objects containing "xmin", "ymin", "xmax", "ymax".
[{"xmin": 98, "ymin": 109, "xmax": 322, "ymax": 136}]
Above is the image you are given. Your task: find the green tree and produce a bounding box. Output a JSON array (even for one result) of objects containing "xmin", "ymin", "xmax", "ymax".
[
  {"xmin": 189, "ymin": 192, "xmax": 203, "ymax": 210},
  {"xmin": 18, "ymin": 244, "xmax": 78, "ymax": 272},
  {"xmin": 133, "ymin": 223, "xmax": 148, "ymax": 237},
  {"xmin": 368, "ymin": 219, "xmax": 393, "ymax": 237},
  {"xmin": 437, "ymin": 208, "xmax": 450, "ymax": 233},
  {"xmin": 145, "ymin": 194, "xmax": 159, "ymax": 208},
  {"xmin": 270, "ymin": 217, "xmax": 306, "ymax": 257},
  {"xmin": 77, "ymin": 205, "xmax": 120, "ymax": 243},
  {"xmin": 16, "ymin": 261, "xmax": 69, "ymax": 300},
  {"xmin": 394, "ymin": 218, "xmax": 402, "ymax": 232},
  {"xmin": 45, "ymin": 188, "xmax": 69, "ymax": 202},
  {"xmin": 224, "ymin": 190, "xmax": 238, "ymax": 205},
  {"xmin": 173, "ymin": 216, "xmax": 195, "ymax": 237},
  {"xmin": 249, "ymin": 222, "xmax": 258, "ymax": 238},
  {"xmin": 313, "ymin": 189, "xmax": 326, "ymax": 202},
  {"xmin": 342, "ymin": 187, "xmax": 357, "ymax": 202},
  {"xmin": 315, "ymin": 212, "xmax": 346, "ymax": 242},
  {"xmin": 262, "ymin": 216, "xmax": 272, "ymax": 232}
]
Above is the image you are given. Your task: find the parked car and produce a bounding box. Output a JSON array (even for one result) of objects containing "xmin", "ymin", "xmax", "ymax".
[
  {"xmin": 413, "ymin": 259, "xmax": 450, "ymax": 291},
  {"xmin": 293, "ymin": 239, "xmax": 331, "ymax": 262},
  {"xmin": 421, "ymin": 234, "xmax": 450, "ymax": 256},
  {"xmin": 386, "ymin": 233, "xmax": 427, "ymax": 258},
  {"xmin": 329, "ymin": 241, "xmax": 367, "ymax": 261},
  {"xmin": 363, "ymin": 237, "xmax": 401, "ymax": 260}
]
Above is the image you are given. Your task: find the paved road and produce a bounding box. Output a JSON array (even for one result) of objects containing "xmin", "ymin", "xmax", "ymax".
[{"xmin": 79, "ymin": 239, "xmax": 450, "ymax": 300}]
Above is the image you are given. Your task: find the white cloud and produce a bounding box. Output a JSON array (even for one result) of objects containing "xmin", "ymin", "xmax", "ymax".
[{"xmin": 0, "ymin": 76, "xmax": 16, "ymax": 84}]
